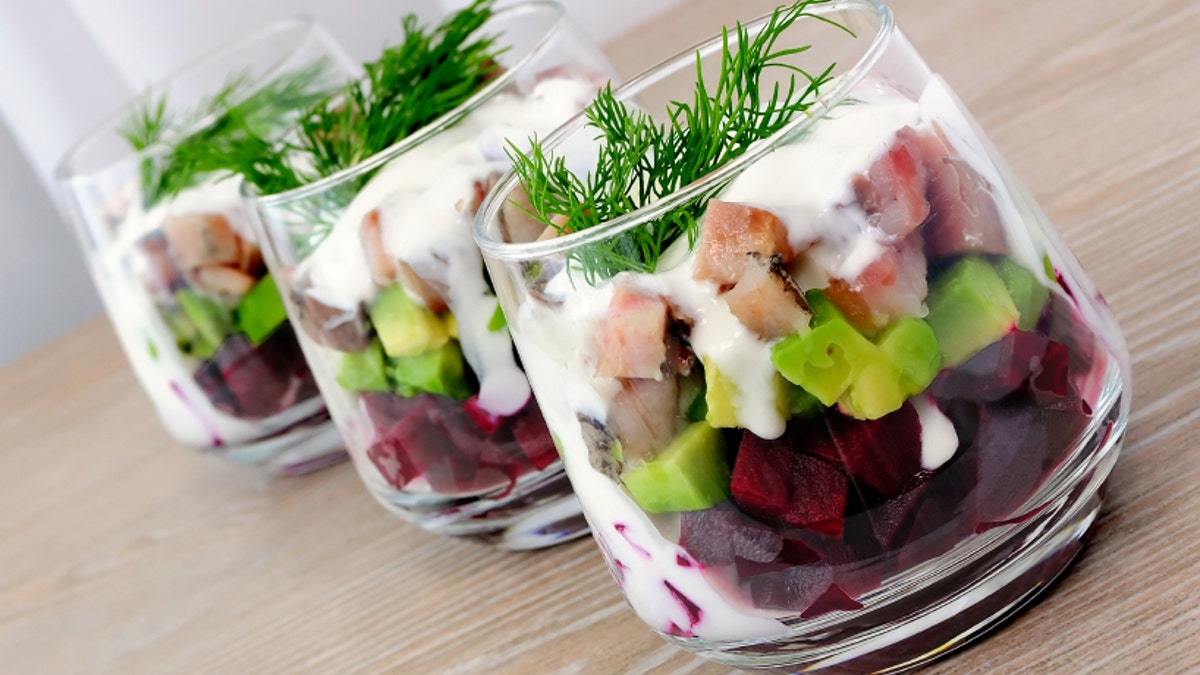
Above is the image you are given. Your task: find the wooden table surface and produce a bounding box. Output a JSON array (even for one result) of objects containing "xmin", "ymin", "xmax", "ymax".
[{"xmin": 4, "ymin": 0, "xmax": 1200, "ymax": 672}]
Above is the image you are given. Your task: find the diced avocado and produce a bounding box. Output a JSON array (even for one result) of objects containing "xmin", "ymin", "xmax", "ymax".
[
  {"xmin": 875, "ymin": 317, "xmax": 943, "ymax": 395},
  {"xmin": 995, "ymin": 258, "xmax": 1049, "ymax": 331},
  {"xmin": 234, "ymin": 274, "xmax": 289, "ymax": 344},
  {"xmin": 784, "ymin": 379, "xmax": 821, "ymax": 416},
  {"xmin": 336, "ymin": 339, "xmax": 390, "ymax": 392},
  {"xmin": 679, "ymin": 371, "xmax": 708, "ymax": 423},
  {"xmin": 368, "ymin": 283, "xmax": 452, "ymax": 358},
  {"xmin": 925, "ymin": 256, "xmax": 1019, "ymax": 367},
  {"xmin": 621, "ymin": 421, "xmax": 730, "ymax": 513},
  {"xmin": 387, "ymin": 339, "xmax": 471, "ymax": 400},
  {"xmin": 839, "ymin": 360, "xmax": 907, "ymax": 420},
  {"xmin": 177, "ymin": 289, "xmax": 233, "ymax": 358},
  {"xmin": 487, "ymin": 303, "xmax": 507, "ymax": 332},
  {"xmin": 805, "ymin": 289, "xmax": 845, "ymax": 327},
  {"xmin": 771, "ymin": 317, "xmax": 881, "ymax": 407},
  {"xmin": 702, "ymin": 357, "xmax": 739, "ymax": 428}
]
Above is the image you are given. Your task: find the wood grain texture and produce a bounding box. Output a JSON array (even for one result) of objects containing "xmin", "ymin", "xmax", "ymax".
[{"xmin": 3, "ymin": 0, "xmax": 1199, "ymax": 672}]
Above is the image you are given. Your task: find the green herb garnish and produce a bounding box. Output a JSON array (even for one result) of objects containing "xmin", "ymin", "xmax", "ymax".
[
  {"xmin": 119, "ymin": 63, "xmax": 334, "ymax": 207},
  {"xmin": 234, "ymin": 0, "xmax": 506, "ymax": 197},
  {"xmin": 510, "ymin": 0, "xmax": 849, "ymax": 283}
]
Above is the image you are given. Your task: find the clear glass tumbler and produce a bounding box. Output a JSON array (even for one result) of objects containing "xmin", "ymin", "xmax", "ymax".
[
  {"xmin": 58, "ymin": 18, "xmax": 357, "ymax": 474},
  {"xmin": 476, "ymin": 0, "xmax": 1130, "ymax": 668},
  {"xmin": 246, "ymin": 1, "xmax": 614, "ymax": 548}
]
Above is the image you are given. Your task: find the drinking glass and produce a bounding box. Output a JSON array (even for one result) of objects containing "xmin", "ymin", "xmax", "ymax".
[
  {"xmin": 58, "ymin": 18, "xmax": 358, "ymax": 473},
  {"xmin": 246, "ymin": 1, "xmax": 615, "ymax": 548},
  {"xmin": 476, "ymin": 0, "xmax": 1130, "ymax": 668}
]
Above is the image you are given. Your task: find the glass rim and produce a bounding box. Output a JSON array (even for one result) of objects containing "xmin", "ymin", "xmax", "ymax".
[
  {"xmin": 473, "ymin": 0, "xmax": 894, "ymax": 263},
  {"xmin": 248, "ymin": 0, "xmax": 569, "ymax": 209},
  {"xmin": 54, "ymin": 15, "xmax": 333, "ymax": 183}
]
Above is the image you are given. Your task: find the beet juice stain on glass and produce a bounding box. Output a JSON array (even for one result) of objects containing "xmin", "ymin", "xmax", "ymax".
[
  {"xmin": 57, "ymin": 19, "xmax": 359, "ymax": 474},
  {"xmin": 476, "ymin": 0, "xmax": 1130, "ymax": 669},
  {"xmin": 244, "ymin": 1, "xmax": 615, "ymax": 549}
]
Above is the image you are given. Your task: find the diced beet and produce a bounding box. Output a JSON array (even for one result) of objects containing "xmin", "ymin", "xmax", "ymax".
[
  {"xmin": 915, "ymin": 125, "xmax": 1007, "ymax": 258},
  {"xmin": 745, "ymin": 561, "xmax": 833, "ymax": 611},
  {"xmin": 821, "ymin": 403, "xmax": 924, "ymax": 499},
  {"xmin": 366, "ymin": 432, "xmax": 421, "ymax": 488},
  {"xmin": 787, "ymin": 454, "xmax": 848, "ymax": 536},
  {"xmin": 595, "ymin": 284, "xmax": 670, "ymax": 380},
  {"xmin": 972, "ymin": 393, "xmax": 1083, "ymax": 523},
  {"xmin": 930, "ymin": 330, "xmax": 1053, "ymax": 403},
  {"xmin": 192, "ymin": 324, "xmax": 318, "ymax": 420},
  {"xmin": 694, "ymin": 200, "xmax": 800, "ymax": 287},
  {"xmin": 394, "ymin": 400, "xmax": 477, "ymax": 493},
  {"xmin": 1038, "ymin": 293, "xmax": 1098, "ymax": 386},
  {"xmin": 680, "ymin": 501, "xmax": 783, "ymax": 567},
  {"xmin": 853, "ymin": 128, "xmax": 930, "ymax": 238},
  {"xmin": 361, "ymin": 391, "xmax": 426, "ymax": 431},
  {"xmin": 731, "ymin": 418, "xmax": 849, "ymax": 535},
  {"xmin": 824, "ymin": 235, "xmax": 928, "ymax": 333},
  {"xmin": 509, "ymin": 399, "xmax": 559, "ymax": 470},
  {"xmin": 863, "ymin": 473, "xmax": 932, "ymax": 551},
  {"xmin": 607, "ymin": 375, "xmax": 681, "ymax": 464},
  {"xmin": 730, "ymin": 432, "xmax": 799, "ymax": 527},
  {"xmin": 463, "ymin": 394, "xmax": 504, "ymax": 434},
  {"xmin": 800, "ymin": 583, "xmax": 863, "ymax": 618}
]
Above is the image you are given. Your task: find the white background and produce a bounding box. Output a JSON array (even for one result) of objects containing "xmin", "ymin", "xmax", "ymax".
[{"xmin": 0, "ymin": 0, "xmax": 681, "ymax": 367}]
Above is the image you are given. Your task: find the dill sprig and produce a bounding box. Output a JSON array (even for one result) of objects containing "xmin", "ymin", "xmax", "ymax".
[
  {"xmin": 509, "ymin": 0, "xmax": 849, "ymax": 283},
  {"xmin": 231, "ymin": 0, "xmax": 506, "ymax": 198},
  {"xmin": 119, "ymin": 62, "xmax": 335, "ymax": 207}
]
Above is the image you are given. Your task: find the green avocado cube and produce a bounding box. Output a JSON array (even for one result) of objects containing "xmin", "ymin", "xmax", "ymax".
[
  {"xmin": 995, "ymin": 258, "xmax": 1050, "ymax": 331},
  {"xmin": 875, "ymin": 317, "xmax": 943, "ymax": 396},
  {"xmin": 703, "ymin": 358, "xmax": 739, "ymax": 428},
  {"xmin": 804, "ymin": 288, "xmax": 845, "ymax": 327},
  {"xmin": 925, "ymin": 257, "xmax": 1019, "ymax": 367},
  {"xmin": 234, "ymin": 274, "xmax": 289, "ymax": 345},
  {"xmin": 368, "ymin": 283, "xmax": 452, "ymax": 358},
  {"xmin": 177, "ymin": 289, "xmax": 233, "ymax": 358},
  {"xmin": 336, "ymin": 339, "xmax": 390, "ymax": 392},
  {"xmin": 621, "ymin": 421, "xmax": 730, "ymax": 513},
  {"xmin": 771, "ymin": 317, "xmax": 881, "ymax": 407},
  {"xmin": 387, "ymin": 340, "xmax": 471, "ymax": 400},
  {"xmin": 838, "ymin": 359, "xmax": 907, "ymax": 420}
]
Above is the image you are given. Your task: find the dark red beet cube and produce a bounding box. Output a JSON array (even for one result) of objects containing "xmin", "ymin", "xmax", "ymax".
[
  {"xmin": 731, "ymin": 417, "xmax": 849, "ymax": 535},
  {"xmin": 800, "ymin": 583, "xmax": 863, "ymax": 619},
  {"xmin": 931, "ymin": 330, "xmax": 1050, "ymax": 403},
  {"xmin": 822, "ymin": 403, "xmax": 923, "ymax": 500},
  {"xmin": 787, "ymin": 454, "xmax": 848, "ymax": 536},
  {"xmin": 745, "ymin": 561, "xmax": 833, "ymax": 611},
  {"xmin": 730, "ymin": 432, "xmax": 796, "ymax": 525},
  {"xmin": 972, "ymin": 393, "xmax": 1084, "ymax": 523},
  {"xmin": 509, "ymin": 399, "xmax": 559, "ymax": 470},
  {"xmin": 366, "ymin": 434, "xmax": 421, "ymax": 488},
  {"xmin": 680, "ymin": 501, "xmax": 783, "ymax": 568},
  {"xmin": 192, "ymin": 325, "xmax": 318, "ymax": 420}
]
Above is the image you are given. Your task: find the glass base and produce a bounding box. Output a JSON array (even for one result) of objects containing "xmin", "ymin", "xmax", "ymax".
[
  {"xmin": 377, "ymin": 463, "xmax": 591, "ymax": 550},
  {"xmin": 212, "ymin": 412, "xmax": 347, "ymax": 475},
  {"xmin": 682, "ymin": 389, "xmax": 1125, "ymax": 673}
]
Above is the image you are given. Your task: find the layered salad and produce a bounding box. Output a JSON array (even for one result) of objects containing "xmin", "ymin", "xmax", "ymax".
[
  {"xmin": 243, "ymin": 1, "xmax": 610, "ymax": 519},
  {"xmin": 67, "ymin": 56, "xmax": 343, "ymax": 465},
  {"xmin": 490, "ymin": 3, "xmax": 1111, "ymax": 640}
]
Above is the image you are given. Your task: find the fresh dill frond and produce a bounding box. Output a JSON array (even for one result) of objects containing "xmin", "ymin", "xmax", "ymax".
[
  {"xmin": 295, "ymin": 0, "xmax": 505, "ymax": 182},
  {"xmin": 510, "ymin": 0, "xmax": 850, "ymax": 284},
  {"xmin": 219, "ymin": 0, "xmax": 508, "ymax": 255},
  {"xmin": 121, "ymin": 61, "xmax": 335, "ymax": 207}
]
